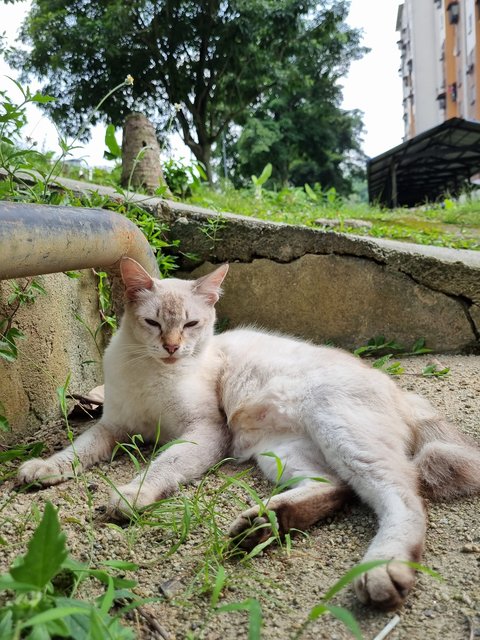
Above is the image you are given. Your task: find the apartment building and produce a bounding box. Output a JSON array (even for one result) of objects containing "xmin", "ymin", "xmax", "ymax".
[{"xmin": 396, "ymin": 0, "xmax": 480, "ymax": 139}]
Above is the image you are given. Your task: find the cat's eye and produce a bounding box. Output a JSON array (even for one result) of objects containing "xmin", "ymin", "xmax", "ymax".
[
  {"xmin": 184, "ymin": 320, "xmax": 199, "ymax": 328},
  {"xmin": 145, "ymin": 318, "xmax": 161, "ymax": 329}
]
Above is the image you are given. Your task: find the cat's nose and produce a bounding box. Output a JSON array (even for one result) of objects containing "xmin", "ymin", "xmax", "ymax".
[{"xmin": 163, "ymin": 343, "xmax": 179, "ymax": 354}]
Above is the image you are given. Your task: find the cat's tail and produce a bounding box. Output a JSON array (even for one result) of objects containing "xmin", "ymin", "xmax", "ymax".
[{"xmin": 404, "ymin": 392, "xmax": 480, "ymax": 501}]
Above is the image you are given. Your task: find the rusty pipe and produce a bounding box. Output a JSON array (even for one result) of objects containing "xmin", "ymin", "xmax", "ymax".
[{"xmin": 0, "ymin": 201, "xmax": 160, "ymax": 279}]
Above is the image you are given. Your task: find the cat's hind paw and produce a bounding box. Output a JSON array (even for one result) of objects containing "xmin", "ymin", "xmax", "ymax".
[
  {"xmin": 228, "ymin": 507, "xmax": 278, "ymax": 551},
  {"xmin": 18, "ymin": 458, "xmax": 74, "ymax": 486},
  {"xmin": 354, "ymin": 561, "xmax": 416, "ymax": 610}
]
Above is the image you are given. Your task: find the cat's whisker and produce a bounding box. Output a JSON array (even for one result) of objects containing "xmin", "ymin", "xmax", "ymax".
[{"xmin": 118, "ymin": 351, "xmax": 156, "ymax": 365}]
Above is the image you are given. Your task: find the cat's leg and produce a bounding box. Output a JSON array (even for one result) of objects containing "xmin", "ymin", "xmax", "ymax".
[
  {"xmin": 348, "ymin": 466, "xmax": 425, "ymax": 610},
  {"xmin": 229, "ymin": 480, "xmax": 351, "ymax": 549},
  {"xmin": 108, "ymin": 421, "xmax": 229, "ymax": 517},
  {"xmin": 18, "ymin": 420, "xmax": 122, "ymax": 486},
  {"xmin": 229, "ymin": 437, "xmax": 351, "ymax": 549},
  {"xmin": 307, "ymin": 416, "xmax": 426, "ymax": 610}
]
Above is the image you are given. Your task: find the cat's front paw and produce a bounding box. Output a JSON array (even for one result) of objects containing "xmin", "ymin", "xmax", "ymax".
[
  {"xmin": 107, "ymin": 482, "xmax": 158, "ymax": 519},
  {"xmin": 18, "ymin": 458, "xmax": 74, "ymax": 486},
  {"xmin": 229, "ymin": 506, "xmax": 278, "ymax": 551},
  {"xmin": 354, "ymin": 561, "xmax": 416, "ymax": 610}
]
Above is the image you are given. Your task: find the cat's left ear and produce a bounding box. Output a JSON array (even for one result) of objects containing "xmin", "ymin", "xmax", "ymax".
[
  {"xmin": 120, "ymin": 257, "xmax": 155, "ymax": 301},
  {"xmin": 193, "ymin": 264, "xmax": 229, "ymax": 305}
]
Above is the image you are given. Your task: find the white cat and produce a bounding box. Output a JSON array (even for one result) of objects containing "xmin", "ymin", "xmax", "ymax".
[{"xmin": 19, "ymin": 258, "xmax": 480, "ymax": 610}]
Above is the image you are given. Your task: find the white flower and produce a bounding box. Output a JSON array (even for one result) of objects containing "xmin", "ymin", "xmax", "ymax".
[
  {"xmin": 125, "ymin": 75, "xmax": 134, "ymax": 86},
  {"xmin": 174, "ymin": 103, "xmax": 182, "ymax": 112}
]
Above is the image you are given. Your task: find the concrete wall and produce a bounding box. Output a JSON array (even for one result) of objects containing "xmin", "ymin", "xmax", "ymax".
[{"xmin": 0, "ymin": 270, "xmax": 104, "ymax": 442}]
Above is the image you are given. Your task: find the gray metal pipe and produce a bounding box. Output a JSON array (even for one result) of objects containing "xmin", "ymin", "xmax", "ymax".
[{"xmin": 0, "ymin": 201, "xmax": 160, "ymax": 279}]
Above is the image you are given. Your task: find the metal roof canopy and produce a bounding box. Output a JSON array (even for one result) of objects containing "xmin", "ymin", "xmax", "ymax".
[{"xmin": 367, "ymin": 117, "xmax": 480, "ymax": 207}]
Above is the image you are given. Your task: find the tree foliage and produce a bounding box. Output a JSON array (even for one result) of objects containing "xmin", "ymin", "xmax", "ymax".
[
  {"xmin": 8, "ymin": 0, "xmax": 366, "ymax": 186},
  {"xmin": 225, "ymin": 2, "xmax": 366, "ymax": 192}
]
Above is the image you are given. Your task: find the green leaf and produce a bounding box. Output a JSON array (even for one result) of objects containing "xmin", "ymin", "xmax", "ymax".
[
  {"xmin": 55, "ymin": 596, "xmax": 136, "ymax": 640},
  {"xmin": 0, "ymin": 401, "xmax": 10, "ymax": 432},
  {"xmin": 0, "ymin": 341, "xmax": 16, "ymax": 362},
  {"xmin": 307, "ymin": 602, "xmax": 328, "ymax": 620},
  {"xmin": 19, "ymin": 607, "xmax": 89, "ymax": 630},
  {"xmin": 31, "ymin": 92, "xmax": 55, "ymax": 104},
  {"xmin": 104, "ymin": 124, "xmax": 121, "ymax": 159},
  {"xmin": 0, "ymin": 441, "xmax": 43, "ymax": 464},
  {"xmin": 323, "ymin": 604, "xmax": 363, "ymax": 639},
  {"xmin": 29, "ymin": 281, "xmax": 47, "ymax": 295},
  {"xmin": 100, "ymin": 560, "xmax": 139, "ymax": 571},
  {"xmin": 242, "ymin": 535, "xmax": 276, "ymax": 560},
  {"xmin": 256, "ymin": 162, "xmax": 272, "ymax": 186},
  {"xmin": 0, "ymin": 574, "xmax": 42, "ymax": 592},
  {"xmin": 10, "ymin": 502, "xmax": 68, "ymax": 589},
  {"xmin": 196, "ymin": 162, "xmax": 208, "ymax": 180},
  {"xmin": 0, "ymin": 610, "xmax": 13, "ymax": 637},
  {"xmin": 210, "ymin": 565, "xmax": 226, "ymax": 608},
  {"xmin": 217, "ymin": 598, "xmax": 262, "ymax": 640},
  {"xmin": 154, "ymin": 185, "xmax": 169, "ymax": 197},
  {"xmin": 88, "ymin": 609, "xmax": 106, "ymax": 640},
  {"xmin": 403, "ymin": 560, "xmax": 443, "ymax": 580},
  {"xmin": 26, "ymin": 622, "xmax": 51, "ymax": 640},
  {"xmin": 44, "ymin": 617, "xmax": 71, "ymax": 637},
  {"xmin": 6, "ymin": 327, "xmax": 25, "ymax": 340},
  {"xmin": 56, "ymin": 373, "xmax": 71, "ymax": 418},
  {"xmin": 80, "ymin": 568, "xmax": 137, "ymax": 590},
  {"xmin": 422, "ymin": 364, "xmax": 450, "ymax": 378},
  {"xmin": 261, "ymin": 451, "xmax": 284, "ymax": 483},
  {"xmin": 304, "ymin": 183, "xmax": 318, "ymax": 201},
  {"xmin": 99, "ymin": 576, "xmax": 115, "ymax": 614}
]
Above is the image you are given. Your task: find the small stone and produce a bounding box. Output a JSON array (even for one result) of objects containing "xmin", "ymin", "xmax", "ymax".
[
  {"xmin": 461, "ymin": 543, "xmax": 480, "ymax": 553},
  {"xmin": 159, "ymin": 578, "xmax": 183, "ymax": 599}
]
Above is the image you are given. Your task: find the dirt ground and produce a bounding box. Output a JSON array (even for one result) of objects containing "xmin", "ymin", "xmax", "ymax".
[{"xmin": 1, "ymin": 354, "xmax": 479, "ymax": 640}]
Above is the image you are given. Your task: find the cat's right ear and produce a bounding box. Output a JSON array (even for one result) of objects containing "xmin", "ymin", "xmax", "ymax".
[
  {"xmin": 193, "ymin": 263, "xmax": 229, "ymax": 305},
  {"xmin": 120, "ymin": 257, "xmax": 154, "ymax": 301}
]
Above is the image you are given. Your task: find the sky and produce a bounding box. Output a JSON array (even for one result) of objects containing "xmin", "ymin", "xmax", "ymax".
[{"xmin": 0, "ymin": 0, "xmax": 405, "ymax": 167}]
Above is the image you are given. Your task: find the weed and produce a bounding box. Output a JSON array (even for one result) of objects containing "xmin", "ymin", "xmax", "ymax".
[
  {"xmin": 200, "ymin": 214, "xmax": 227, "ymax": 251},
  {"xmin": 372, "ymin": 354, "xmax": 405, "ymax": 376},
  {"xmin": 354, "ymin": 336, "xmax": 450, "ymax": 378},
  {"xmin": 421, "ymin": 363, "xmax": 450, "ymax": 377},
  {"xmin": 0, "ymin": 442, "xmax": 44, "ymax": 484},
  {"xmin": 163, "ymin": 157, "xmax": 207, "ymax": 198},
  {"xmin": 0, "ymin": 502, "xmax": 143, "ymax": 639},
  {"xmin": 251, "ymin": 163, "xmax": 272, "ymax": 199}
]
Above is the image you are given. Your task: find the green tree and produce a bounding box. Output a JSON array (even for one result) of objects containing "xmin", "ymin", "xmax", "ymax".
[
  {"xmin": 224, "ymin": 2, "xmax": 366, "ymax": 192},
  {"xmin": 7, "ymin": 0, "xmax": 365, "ymax": 184},
  {"xmin": 230, "ymin": 102, "xmax": 365, "ymax": 194}
]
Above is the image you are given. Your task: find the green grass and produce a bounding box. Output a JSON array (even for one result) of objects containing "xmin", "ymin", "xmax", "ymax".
[{"xmin": 186, "ymin": 182, "xmax": 480, "ymax": 251}]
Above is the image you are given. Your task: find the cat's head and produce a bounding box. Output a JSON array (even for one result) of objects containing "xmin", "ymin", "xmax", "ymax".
[{"xmin": 119, "ymin": 257, "xmax": 228, "ymax": 364}]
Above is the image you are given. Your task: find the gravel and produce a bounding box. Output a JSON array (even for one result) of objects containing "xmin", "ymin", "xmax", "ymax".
[{"xmin": 1, "ymin": 354, "xmax": 479, "ymax": 640}]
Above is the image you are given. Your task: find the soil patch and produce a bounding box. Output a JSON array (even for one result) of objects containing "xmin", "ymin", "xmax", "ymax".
[{"xmin": 1, "ymin": 354, "xmax": 479, "ymax": 639}]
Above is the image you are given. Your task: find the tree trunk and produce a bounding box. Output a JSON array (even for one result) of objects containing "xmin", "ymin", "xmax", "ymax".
[
  {"xmin": 121, "ymin": 113, "xmax": 170, "ymax": 195},
  {"xmin": 200, "ymin": 146, "xmax": 213, "ymax": 184}
]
